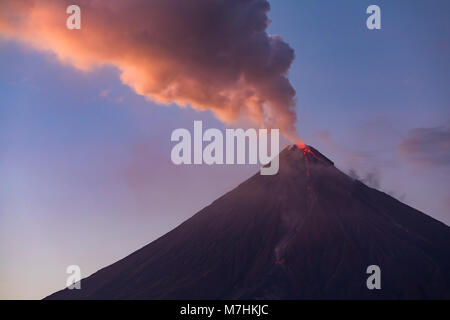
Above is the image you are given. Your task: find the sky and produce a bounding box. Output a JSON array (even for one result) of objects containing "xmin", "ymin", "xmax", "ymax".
[{"xmin": 1, "ymin": 0, "xmax": 449, "ymax": 299}]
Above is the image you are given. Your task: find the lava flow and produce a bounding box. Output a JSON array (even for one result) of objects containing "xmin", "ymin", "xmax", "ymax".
[
  {"xmin": 297, "ymin": 141, "xmax": 306, "ymax": 149},
  {"xmin": 294, "ymin": 142, "xmax": 322, "ymax": 196},
  {"xmin": 296, "ymin": 142, "xmax": 332, "ymax": 165}
]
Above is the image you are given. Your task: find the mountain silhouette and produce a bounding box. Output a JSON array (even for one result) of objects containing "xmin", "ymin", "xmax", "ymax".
[{"xmin": 46, "ymin": 145, "xmax": 450, "ymax": 299}]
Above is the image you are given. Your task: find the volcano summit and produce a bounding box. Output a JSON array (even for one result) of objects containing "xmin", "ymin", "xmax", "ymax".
[{"xmin": 46, "ymin": 145, "xmax": 450, "ymax": 299}]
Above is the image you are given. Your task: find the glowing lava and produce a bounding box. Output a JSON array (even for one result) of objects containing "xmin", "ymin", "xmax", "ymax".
[
  {"xmin": 300, "ymin": 144, "xmax": 321, "ymax": 161},
  {"xmin": 297, "ymin": 141, "xmax": 306, "ymax": 149},
  {"xmin": 294, "ymin": 142, "xmax": 319, "ymax": 181}
]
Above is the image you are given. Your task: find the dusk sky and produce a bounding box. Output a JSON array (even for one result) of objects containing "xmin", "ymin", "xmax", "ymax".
[{"xmin": 1, "ymin": 0, "xmax": 449, "ymax": 299}]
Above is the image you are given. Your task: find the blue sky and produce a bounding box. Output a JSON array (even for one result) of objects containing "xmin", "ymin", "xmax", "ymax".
[{"xmin": 0, "ymin": 0, "xmax": 449, "ymax": 299}]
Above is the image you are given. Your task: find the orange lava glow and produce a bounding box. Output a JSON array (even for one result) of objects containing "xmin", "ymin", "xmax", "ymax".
[
  {"xmin": 297, "ymin": 141, "xmax": 306, "ymax": 149},
  {"xmin": 302, "ymin": 145, "xmax": 320, "ymax": 161}
]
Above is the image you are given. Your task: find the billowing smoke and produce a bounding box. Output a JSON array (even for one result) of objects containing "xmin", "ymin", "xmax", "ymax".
[{"xmin": 0, "ymin": 0, "xmax": 300, "ymax": 141}]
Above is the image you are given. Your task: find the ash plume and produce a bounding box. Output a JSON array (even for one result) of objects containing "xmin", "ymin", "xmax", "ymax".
[{"xmin": 0, "ymin": 0, "xmax": 300, "ymax": 141}]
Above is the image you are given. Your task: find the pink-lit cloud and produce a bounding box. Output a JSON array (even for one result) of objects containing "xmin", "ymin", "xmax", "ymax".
[
  {"xmin": 0, "ymin": 0, "xmax": 299, "ymax": 141},
  {"xmin": 398, "ymin": 126, "xmax": 450, "ymax": 169}
]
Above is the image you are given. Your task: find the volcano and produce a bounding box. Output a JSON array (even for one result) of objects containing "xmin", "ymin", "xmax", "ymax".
[{"xmin": 46, "ymin": 145, "xmax": 450, "ymax": 299}]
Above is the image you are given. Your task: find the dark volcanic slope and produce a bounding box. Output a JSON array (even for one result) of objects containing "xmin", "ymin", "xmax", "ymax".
[{"xmin": 46, "ymin": 145, "xmax": 450, "ymax": 299}]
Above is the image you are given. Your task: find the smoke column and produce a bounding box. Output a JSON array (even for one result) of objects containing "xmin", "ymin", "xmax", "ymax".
[{"xmin": 0, "ymin": 0, "xmax": 300, "ymax": 141}]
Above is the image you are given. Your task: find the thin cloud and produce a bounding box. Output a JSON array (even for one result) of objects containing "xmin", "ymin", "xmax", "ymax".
[
  {"xmin": 398, "ymin": 126, "xmax": 450, "ymax": 168},
  {"xmin": 99, "ymin": 89, "xmax": 111, "ymax": 98}
]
